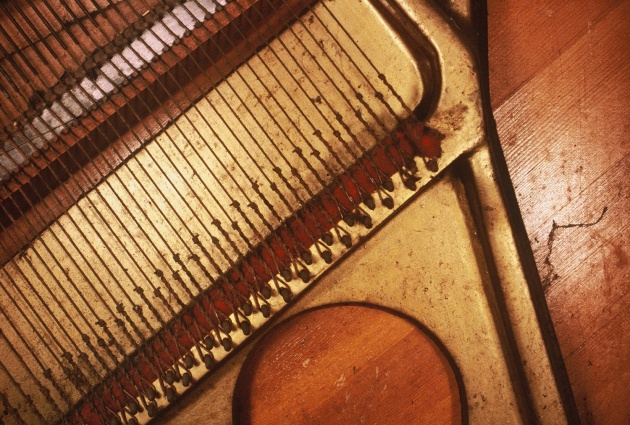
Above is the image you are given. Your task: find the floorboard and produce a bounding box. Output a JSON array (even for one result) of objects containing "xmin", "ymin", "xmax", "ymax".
[{"xmin": 489, "ymin": 1, "xmax": 630, "ymax": 423}]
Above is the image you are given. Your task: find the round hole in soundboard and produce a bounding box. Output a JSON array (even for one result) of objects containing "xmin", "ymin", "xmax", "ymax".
[{"xmin": 233, "ymin": 304, "xmax": 464, "ymax": 424}]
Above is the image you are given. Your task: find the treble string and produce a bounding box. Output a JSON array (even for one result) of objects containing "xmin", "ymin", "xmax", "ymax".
[
  {"xmin": 258, "ymin": 0, "xmax": 418, "ymax": 182},
  {"xmin": 64, "ymin": 0, "xmax": 305, "ymax": 320},
  {"xmin": 206, "ymin": 0, "xmax": 394, "ymax": 210}
]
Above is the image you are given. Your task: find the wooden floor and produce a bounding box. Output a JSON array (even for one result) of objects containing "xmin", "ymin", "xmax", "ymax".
[{"xmin": 488, "ymin": 0, "xmax": 630, "ymax": 423}]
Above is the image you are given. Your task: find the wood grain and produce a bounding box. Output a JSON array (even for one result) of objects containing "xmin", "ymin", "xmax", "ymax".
[
  {"xmin": 488, "ymin": 0, "xmax": 630, "ymax": 423},
  {"xmin": 233, "ymin": 305, "xmax": 461, "ymax": 425}
]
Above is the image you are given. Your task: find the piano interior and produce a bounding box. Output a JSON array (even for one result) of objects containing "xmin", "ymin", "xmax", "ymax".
[{"xmin": 0, "ymin": 0, "xmax": 579, "ymax": 424}]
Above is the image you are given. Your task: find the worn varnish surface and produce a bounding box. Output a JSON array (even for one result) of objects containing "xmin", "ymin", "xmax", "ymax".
[{"xmin": 488, "ymin": 0, "xmax": 630, "ymax": 423}]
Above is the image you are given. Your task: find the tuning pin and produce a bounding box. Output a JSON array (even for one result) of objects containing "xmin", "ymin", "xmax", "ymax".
[
  {"xmin": 298, "ymin": 269, "xmax": 310, "ymax": 283},
  {"xmin": 145, "ymin": 386, "xmax": 157, "ymax": 401},
  {"xmin": 203, "ymin": 335, "xmax": 215, "ymax": 349},
  {"xmin": 321, "ymin": 250, "xmax": 332, "ymax": 264},
  {"xmin": 165, "ymin": 386, "xmax": 176, "ymax": 403},
  {"xmin": 240, "ymin": 319, "xmax": 251, "ymax": 335},
  {"xmin": 183, "ymin": 354, "xmax": 194, "ymax": 370},
  {"xmin": 364, "ymin": 196, "xmax": 376, "ymax": 210},
  {"xmin": 127, "ymin": 399, "xmax": 139, "ymax": 415},
  {"xmin": 203, "ymin": 353, "xmax": 215, "ymax": 370},
  {"xmin": 300, "ymin": 251, "xmax": 313, "ymax": 265},
  {"xmin": 280, "ymin": 269, "xmax": 292, "ymax": 281},
  {"xmin": 279, "ymin": 287, "xmax": 292, "ymax": 303},
  {"xmin": 146, "ymin": 401, "xmax": 158, "ymax": 417},
  {"xmin": 361, "ymin": 215, "xmax": 373, "ymax": 229},
  {"xmin": 242, "ymin": 302, "xmax": 253, "ymax": 316},
  {"xmin": 260, "ymin": 286, "xmax": 272, "ymax": 299},
  {"xmin": 181, "ymin": 372, "xmax": 191, "ymax": 387},
  {"xmin": 403, "ymin": 176, "xmax": 418, "ymax": 190},
  {"xmin": 221, "ymin": 337, "xmax": 232, "ymax": 351},
  {"xmin": 221, "ymin": 318, "xmax": 232, "ymax": 333},
  {"xmin": 164, "ymin": 370, "xmax": 175, "ymax": 385}
]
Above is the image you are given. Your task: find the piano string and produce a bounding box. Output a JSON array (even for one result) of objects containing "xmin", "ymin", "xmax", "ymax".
[{"xmin": 0, "ymin": 0, "xmax": 439, "ymax": 423}]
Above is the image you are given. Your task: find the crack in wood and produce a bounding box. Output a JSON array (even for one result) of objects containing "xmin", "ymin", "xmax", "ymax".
[{"xmin": 541, "ymin": 206, "xmax": 608, "ymax": 293}]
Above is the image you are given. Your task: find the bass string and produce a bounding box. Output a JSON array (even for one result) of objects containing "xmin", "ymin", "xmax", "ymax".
[
  {"xmin": 0, "ymin": 218, "xmax": 161, "ymax": 418},
  {"xmin": 0, "ymin": 0, "xmax": 380, "ymax": 410},
  {"xmin": 195, "ymin": 0, "xmax": 407, "ymax": 179},
  {"xmin": 0, "ymin": 218, "xmax": 136, "ymax": 372},
  {"xmin": 0, "ymin": 4, "xmax": 239, "ymax": 418},
  {"xmin": 0, "ymin": 0, "xmax": 232, "ymax": 242},
  {"xmin": 0, "ymin": 0, "xmax": 356, "ymax": 400},
  {"xmin": 18, "ymin": 0, "xmax": 246, "ymax": 251},
  {"xmin": 0, "ymin": 24, "xmax": 170, "ymax": 352},
  {"xmin": 0, "ymin": 0, "xmax": 412, "ymax": 420},
  {"xmin": 5, "ymin": 1, "xmax": 210, "ymax": 416},
  {"xmin": 0, "ymin": 378, "xmax": 43, "ymax": 424},
  {"xmin": 0, "ymin": 1, "xmax": 147, "ymax": 87}
]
